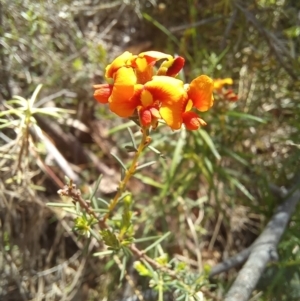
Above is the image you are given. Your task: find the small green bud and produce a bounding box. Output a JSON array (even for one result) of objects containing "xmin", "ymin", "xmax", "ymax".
[
  {"xmin": 74, "ymin": 216, "xmax": 91, "ymax": 238},
  {"xmin": 155, "ymin": 253, "xmax": 168, "ymax": 265},
  {"xmin": 123, "ymin": 193, "xmax": 132, "ymax": 206},
  {"xmin": 134, "ymin": 261, "xmax": 151, "ymax": 277}
]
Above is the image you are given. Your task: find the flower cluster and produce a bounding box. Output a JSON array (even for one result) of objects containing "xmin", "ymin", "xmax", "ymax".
[
  {"xmin": 94, "ymin": 51, "xmax": 214, "ymax": 130},
  {"xmin": 213, "ymin": 78, "xmax": 238, "ymax": 102}
]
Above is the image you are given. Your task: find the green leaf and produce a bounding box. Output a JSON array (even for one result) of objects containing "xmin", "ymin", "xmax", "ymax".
[
  {"xmin": 148, "ymin": 145, "xmax": 162, "ymax": 155},
  {"xmin": 90, "ymin": 174, "xmax": 103, "ymax": 209},
  {"xmin": 198, "ymin": 128, "xmax": 221, "ymax": 160},
  {"xmin": 142, "ymin": 13, "xmax": 180, "ymax": 46},
  {"xmin": 124, "ymin": 145, "xmax": 138, "ymax": 152},
  {"xmin": 64, "ymin": 207, "xmax": 81, "ymax": 216},
  {"xmin": 227, "ymin": 111, "xmax": 267, "ymax": 123},
  {"xmin": 97, "ymin": 197, "xmax": 109, "ymax": 206},
  {"xmin": 176, "ymin": 294, "xmax": 186, "ymax": 301},
  {"xmin": 29, "ymin": 84, "xmax": 43, "ymax": 107},
  {"xmin": 223, "ymin": 148, "xmax": 249, "ymax": 166},
  {"xmin": 89, "ymin": 228, "xmax": 101, "ymax": 240},
  {"xmin": 111, "ymin": 152, "xmax": 127, "ymax": 171},
  {"xmin": 121, "ymin": 208, "xmax": 132, "ymax": 232},
  {"xmin": 134, "ymin": 174, "xmax": 164, "ymax": 188},
  {"xmin": 108, "ymin": 121, "xmax": 136, "ymax": 135},
  {"xmin": 93, "ymin": 250, "xmax": 113, "ymax": 257},
  {"xmin": 0, "ymin": 108, "xmax": 25, "ymax": 117},
  {"xmin": 170, "ymin": 128, "xmax": 186, "ymax": 179},
  {"xmin": 229, "ymin": 176, "xmax": 255, "ymax": 202},
  {"xmin": 127, "ymin": 127, "xmax": 137, "ymax": 149},
  {"xmin": 0, "ymin": 120, "xmax": 19, "ymax": 129},
  {"xmin": 32, "ymin": 107, "xmax": 75, "ymax": 116},
  {"xmin": 119, "ymin": 256, "xmax": 127, "ymax": 281},
  {"xmin": 144, "ymin": 232, "xmax": 171, "ymax": 253},
  {"xmin": 93, "ymin": 208, "xmax": 109, "ymax": 213},
  {"xmin": 136, "ymin": 160, "xmax": 157, "ymax": 171},
  {"xmin": 134, "ymin": 236, "xmax": 164, "ymax": 243},
  {"xmin": 8, "ymin": 96, "xmax": 27, "ymax": 106},
  {"xmin": 101, "ymin": 229, "xmax": 120, "ymax": 250}
]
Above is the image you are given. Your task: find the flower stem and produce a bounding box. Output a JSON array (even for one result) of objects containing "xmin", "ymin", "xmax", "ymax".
[{"xmin": 102, "ymin": 127, "xmax": 149, "ymax": 223}]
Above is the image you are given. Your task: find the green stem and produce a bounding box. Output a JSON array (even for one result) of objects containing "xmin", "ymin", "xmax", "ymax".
[{"xmin": 102, "ymin": 127, "xmax": 149, "ymax": 223}]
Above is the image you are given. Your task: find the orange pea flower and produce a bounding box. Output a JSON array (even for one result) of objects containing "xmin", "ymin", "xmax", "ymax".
[
  {"xmin": 94, "ymin": 51, "xmax": 215, "ymax": 130},
  {"xmin": 182, "ymin": 75, "xmax": 214, "ymax": 130},
  {"xmin": 213, "ymin": 78, "xmax": 238, "ymax": 102}
]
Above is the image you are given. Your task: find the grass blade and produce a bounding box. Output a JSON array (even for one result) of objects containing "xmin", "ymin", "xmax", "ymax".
[{"xmin": 198, "ymin": 128, "xmax": 221, "ymax": 160}]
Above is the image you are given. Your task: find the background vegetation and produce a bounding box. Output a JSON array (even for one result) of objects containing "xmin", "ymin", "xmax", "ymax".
[{"xmin": 0, "ymin": 0, "xmax": 300, "ymax": 300}]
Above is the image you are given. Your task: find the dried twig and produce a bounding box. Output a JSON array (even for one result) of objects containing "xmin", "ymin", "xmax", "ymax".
[
  {"xmin": 220, "ymin": 8, "xmax": 238, "ymax": 50},
  {"xmin": 36, "ymin": 115, "xmax": 114, "ymax": 177},
  {"xmin": 209, "ymin": 247, "xmax": 251, "ymax": 278},
  {"xmin": 32, "ymin": 124, "xmax": 80, "ymax": 184},
  {"xmin": 209, "ymin": 184, "xmax": 288, "ymax": 277},
  {"xmin": 223, "ymin": 181, "xmax": 300, "ymax": 301},
  {"xmin": 235, "ymin": 1, "xmax": 298, "ymax": 80}
]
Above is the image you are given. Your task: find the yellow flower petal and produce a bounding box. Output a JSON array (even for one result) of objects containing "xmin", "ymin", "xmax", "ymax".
[
  {"xmin": 130, "ymin": 52, "xmax": 172, "ymax": 83},
  {"xmin": 109, "ymin": 101, "xmax": 137, "ymax": 117},
  {"xmin": 105, "ymin": 51, "xmax": 133, "ymax": 79},
  {"xmin": 145, "ymin": 76, "xmax": 187, "ymax": 129},
  {"xmin": 135, "ymin": 57, "xmax": 149, "ymax": 72},
  {"xmin": 214, "ymin": 78, "xmax": 233, "ymax": 90},
  {"xmin": 159, "ymin": 106, "xmax": 182, "ymax": 130},
  {"xmin": 185, "ymin": 99, "xmax": 193, "ymax": 112},
  {"xmin": 109, "ymin": 67, "xmax": 140, "ymax": 117},
  {"xmin": 187, "ymin": 75, "xmax": 214, "ymax": 112},
  {"xmin": 113, "ymin": 66, "xmax": 137, "ymax": 86},
  {"xmin": 139, "ymin": 51, "xmax": 172, "ymax": 62},
  {"xmin": 145, "ymin": 75, "xmax": 185, "ymax": 98},
  {"xmin": 140, "ymin": 89, "xmax": 154, "ymax": 107}
]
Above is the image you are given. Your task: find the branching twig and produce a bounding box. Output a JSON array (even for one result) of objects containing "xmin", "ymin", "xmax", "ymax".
[
  {"xmin": 129, "ymin": 244, "xmax": 178, "ymax": 279},
  {"xmin": 58, "ymin": 182, "xmax": 108, "ymax": 230},
  {"xmin": 57, "ymin": 178, "xmax": 221, "ymax": 301},
  {"xmin": 57, "ymin": 182, "xmax": 179, "ymax": 278},
  {"xmin": 209, "ymin": 247, "xmax": 251, "ymax": 278},
  {"xmin": 223, "ymin": 182, "xmax": 300, "ymax": 301}
]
